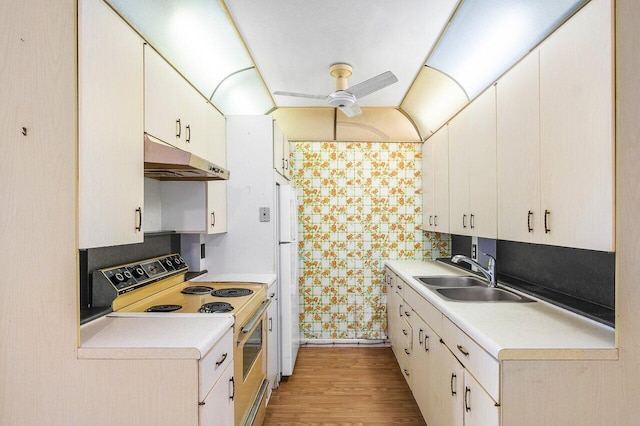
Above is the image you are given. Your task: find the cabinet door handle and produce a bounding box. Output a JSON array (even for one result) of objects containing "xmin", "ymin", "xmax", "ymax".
[
  {"xmin": 404, "ymin": 310, "xmax": 410, "ymax": 317},
  {"xmin": 185, "ymin": 124, "xmax": 191, "ymax": 143},
  {"xmin": 397, "ymin": 284, "xmax": 403, "ymax": 290},
  {"xmin": 176, "ymin": 118, "xmax": 181, "ymax": 138},
  {"xmin": 428, "ymin": 215, "xmax": 433, "ymax": 226},
  {"xmin": 434, "ymin": 215, "xmax": 438, "ymax": 227},
  {"xmin": 418, "ymin": 329, "xmax": 423, "ymax": 345},
  {"xmin": 463, "ymin": 214, "xmax": 467, "ymax": 229},
  {"xmin": 211, "ymin": 211, "xmax": 216, "ymax": 228},
  {"xmin": 527, "ymin": 210, "xmax": 533, "ymax": 232},
  {"xmin": 464, "ymin": 386, "xmax": 471, "ymax": 412},
  {"xmin": 215, "ymin": 352, "xmax": 228, "ymax": 367},
  {"xmin": 404, "ymin": 348, "xmax": 410, "ymax": 355},
  {"xmin": 424, "ymin": 334, "xmax": 429, "ymax": 352},
  {"xmin": 269, "ymin": 317, "xmax": 273, "ymax": 332},
  {"xmin": 470, "ymin": 213, "xmax": 475, "ymax": 229},
  {"xmin": 135, "ymin": 207, "xmax": 142, "ymax": 232},
  {"xmin": 544, "ymin": 209, "xmax": 551, "ymax": 233},
  {"xmin": 229, "ymin": 377, "xmax": 235, "ymax": 401},
  {"xmin": 402, "ymin": 329, "xmax": 408, "ymax": 336},
  {"xmin": 285, "ymin": 159, "xmax": 289, "ymax": 170},
  {"xmin": 403, "ymin": 369, "xmax": 410, "ymax": 377},
  {"xmin": 457, "ymin": 344, "xmax": 470, "ymax": 357},
  {"xmin": 450, "ymin": 373, "xmax": 457, "ymax": 395}
]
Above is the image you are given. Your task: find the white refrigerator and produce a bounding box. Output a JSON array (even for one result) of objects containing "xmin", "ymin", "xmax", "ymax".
[{"xmin": 278, "ymin": 184, "xmax": 300, "ymax": 376}]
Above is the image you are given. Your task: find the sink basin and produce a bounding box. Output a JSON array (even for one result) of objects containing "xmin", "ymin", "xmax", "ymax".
[
  {"xmin": 435, "ymin": 287, "xmax": 535, "ymax": 303},
  {"xmin": 414, "ymin": 276, "xmax": 487, "ymax": 288}
]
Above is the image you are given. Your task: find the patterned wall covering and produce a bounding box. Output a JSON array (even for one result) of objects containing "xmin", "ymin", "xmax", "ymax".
[{"xmin": 290, "ymin": 141, "xmax": 450, "ymax": 340}]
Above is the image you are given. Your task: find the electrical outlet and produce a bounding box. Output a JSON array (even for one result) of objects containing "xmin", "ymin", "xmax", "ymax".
[
  {"xmin": 259, "ymin": 207, "xmax": 270, "ymax": 222},
  {"xmin": 471, "ymin": 236, "xmax": 479, "ymax": 260}
]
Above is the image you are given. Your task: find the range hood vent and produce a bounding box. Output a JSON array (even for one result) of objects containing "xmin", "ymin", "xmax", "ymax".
[{"xmin": 144, "ymin": 135, "xmax": 230, "ymax": 181}]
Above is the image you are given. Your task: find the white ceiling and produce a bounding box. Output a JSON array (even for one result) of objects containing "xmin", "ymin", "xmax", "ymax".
[{"xmin": 224, "ymin": 0, "xmax": 460, "ymax": 108}]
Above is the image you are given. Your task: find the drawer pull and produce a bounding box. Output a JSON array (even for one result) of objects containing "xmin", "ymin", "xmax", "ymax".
[
  {"xmin": 464, "ymin": 386, "xmax": 471, "ymax": 412},
  {"xmin": 198, "ymin": 401, "xmax": 205, "ymax": 406},
  {"xmin": 404, "ymin": 348, "xmax": 410, "ymax": 355},
  {"xmin": 215, "ymin": 352, "xmax": 228, "ymax": 367},
  {"xmin": 397, "ymin": 284, "xmax": 403, "ymax": 290},
  {"xmin": 450, "ymin": 373, "xmax": 457, "ymax": 395},
  {"xmin": 457, "ymin": 344, "xmax": 470, "ymax": 357},
  {"xmin": 404, "ymin": 311, "xmax": 411, "ymax": 317},
  {"xmin": 403, "ymin": 369, "xmax": 410, "ymax": 377},
  {"xmin": 402, "ymin": 329, "xmax": 408, "ymax": 336},
  {"xmin": 399, "ymin": 304, "xmax": 403, "ymax": 317}
]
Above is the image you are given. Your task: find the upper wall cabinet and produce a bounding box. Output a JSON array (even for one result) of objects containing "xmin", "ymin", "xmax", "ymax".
[
  {"xmin": 422, "ymin": 125, "xmax": 449, "ymax": 233},
  {"xmin": 144, "ymin": 46, "xmax": 226, "ymax": 165},
  {"xmin": 273, "ymin": 121, "xmax": 291, "ymax": 180},
  {"xmin": 79, "ymin": 0, "xmax": 144, "ymax": 249},
  {"xmin": 497, "ymin": 0, "xmax": 613, "ymax": 252},
  {"xmin": 538, "ymin": 0, "xmax": 614, "ymax": 252},
  {"xmin": 448, "ymin": 86, "xmax": 497, "ymax": 238}
]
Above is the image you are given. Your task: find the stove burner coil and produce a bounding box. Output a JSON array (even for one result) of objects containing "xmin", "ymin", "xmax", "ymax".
[
  {"xmin": 181, "ymin": 286, "xmax": 215, "ymax": 295},
  {"xmin": 199, "ymin": 302, "xmax": 234, "ymax": 313},
  {"xmin": 146, "ymin": 304, "xmax": 182, "ymax": 312},
  {"xmin": 211, "ymin": 288, "xmax": 254, "ymax": 297}
]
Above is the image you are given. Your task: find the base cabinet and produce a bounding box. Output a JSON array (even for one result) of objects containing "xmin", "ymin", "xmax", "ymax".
[
  {"xmin": 387, "ymin": 269, "xmax": 500, "ymax": 426},
  {"xmin": 266, "ymin": 285, "xmax": 280, "ymax": 397},
  {"xmin": 200, "ymin": 362, "xmax": 234, "ymax": 425}
]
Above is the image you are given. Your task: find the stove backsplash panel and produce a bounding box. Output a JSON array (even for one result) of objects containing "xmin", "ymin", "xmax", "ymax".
[{"xmin": 79, "ymin": 232, "xmax": 180, "ymax": 309}]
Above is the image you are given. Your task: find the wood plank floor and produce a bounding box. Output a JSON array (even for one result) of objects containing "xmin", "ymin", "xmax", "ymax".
[{"xmin": 264, "ymin": 347, "xmax": 427, "ymax": 425}]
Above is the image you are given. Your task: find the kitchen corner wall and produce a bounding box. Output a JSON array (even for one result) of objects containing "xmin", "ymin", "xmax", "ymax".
[{"xmin": 290, "ymin": 141, "xmax": 450, "ymax": 340}]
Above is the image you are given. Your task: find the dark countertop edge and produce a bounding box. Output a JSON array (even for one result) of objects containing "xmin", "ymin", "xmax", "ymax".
[
  {"xmin": 80, "ymin": 307, "xmax": 112, "ymax": 325},
  {"xmin": 435, "ymin": 258, "xmax": 614, "ymax": 328}
]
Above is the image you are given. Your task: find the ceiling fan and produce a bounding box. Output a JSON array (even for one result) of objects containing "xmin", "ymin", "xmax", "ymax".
[{"xmin": 273, "ymin": 63, "xmax": 398, "ymax": 118}]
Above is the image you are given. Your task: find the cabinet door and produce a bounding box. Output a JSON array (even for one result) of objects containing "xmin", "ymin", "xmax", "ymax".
[
  {"xmin": 200, "ymin": 362, "xmax": 234, "ymax": 426},
  {"xmin": 448, "ymin": 107, "xmax": 471, "ymax": 236},
  {"xmin": 183, "ymin": 94, "xmax": 210, "ymax": 160},
  {"xmin": 421, "ymin": 139, "xmax": 435, "ymax": 231},
  {"xmin": 432, "ymin": 126, "xmax": 450, "ymax": 233},
  {"xmin": 273, "ymin": 121, "xmax": 285, "ymax": 175},
  {"xmin": 463, "ymin": 372, "xmax": 500, "ymax": 426},
  {"xmin": 144, "ymin": 45, "xmax": 186, "ymax": 150},
  {"xmin": 440, "ymin": 345, "xmax": 464, "ymax": 426},
  {"xmin": 283, "ymin": 133, "xmax": 291, "ymax": 179},
  {"xmin": 207, "ymin": 181, "xmax": 227, "ymax": 234},
  {"xmin": 410, "ymin": 313, "xmax": 442, "ymax": 426},
  {"xmin": 467, "ymin": 86, "xmax": 497, "ymax": 238},
  {"xmin": 497, "ymin": 51, "xmax": 541, "ymax": 243},
  {"xmin": 78, "ymin": 0, "xmax": 144, "ymax": 249},
  {"xmin": 207, "ymin": 106, "xmax": 227, "ymax": 167},
  {"xmin": 267, "ymin": 289, "xmax": 280, "ymax": 393},
  {"xmin": 539, "ymin": 0, "xmax": 614, "ymax": 251}
]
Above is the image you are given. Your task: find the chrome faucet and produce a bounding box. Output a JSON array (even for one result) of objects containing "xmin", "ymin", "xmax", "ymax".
[{"xmin": 451, "ymin": 254, "xmax": 497, "ymax": 287}]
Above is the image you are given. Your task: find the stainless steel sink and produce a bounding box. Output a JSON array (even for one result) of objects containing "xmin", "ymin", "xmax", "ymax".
[
  {"xmin": 435, "ymin": 287, "xmax": 535, "ymax": 303},
  {"xmin": 414, "ymin": 276, "xmax": 487, "ymax": 288}
]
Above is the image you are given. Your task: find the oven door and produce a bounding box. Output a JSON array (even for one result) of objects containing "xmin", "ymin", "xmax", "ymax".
[{"xmin": 235, "ymin": 299, "xmax": 271, "ymax": 426}]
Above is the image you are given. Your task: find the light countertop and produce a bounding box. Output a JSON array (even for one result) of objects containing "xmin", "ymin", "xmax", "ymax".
[
  {"xmin": 385, "ymin": 260, "xmax": 617, "ymax": 361},
  {"xmin": 189, "ymin": 273, "xmax": 277, "ymax": 287},
  {"xmin": 79, "ymin": 314, "xmax": 234, "ymax": 360}
]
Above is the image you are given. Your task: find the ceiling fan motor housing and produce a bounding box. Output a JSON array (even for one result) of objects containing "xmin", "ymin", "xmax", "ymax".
[{"xmin": 328, "ymin": 91, "xmax": 356, "ymax": 108}]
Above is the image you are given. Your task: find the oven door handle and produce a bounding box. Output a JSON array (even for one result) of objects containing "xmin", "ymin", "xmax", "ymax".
[{"xmin": 241, "ymin": 299, "xmax": 273, "ymax": 334}]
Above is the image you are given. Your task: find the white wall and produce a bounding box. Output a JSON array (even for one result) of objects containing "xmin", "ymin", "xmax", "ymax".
[{"xmin": 206, "ymin": 115, "xmax": 278, "ymax": 274}]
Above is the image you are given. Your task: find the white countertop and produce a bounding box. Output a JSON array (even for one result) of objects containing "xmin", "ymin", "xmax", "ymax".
[
  {"xmin": 78, "ymin": 314, "xmax": 234, "ymax": 360},
  {"xmin": 385, "ymin": 260, "xmax": 617, "ymax": 361},
  {"xmin": 189, "ymin": 273, "xmax": 277, "ymax": 287}
]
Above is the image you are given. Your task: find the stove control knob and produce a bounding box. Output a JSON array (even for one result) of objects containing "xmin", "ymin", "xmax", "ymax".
[
  {"xmin": 110, "ymin": 272, "xmax": 125, "ymax": 285},
  {"xmin": 130, "ymin": 266, "xmax": 145, "ymax": 278},
  {"xmin": 123, "ymin": 270, "xmax": 133, "ymax": 280}
]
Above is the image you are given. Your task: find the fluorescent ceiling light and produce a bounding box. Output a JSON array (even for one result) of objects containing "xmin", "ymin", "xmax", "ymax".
[
  {"xmin": 211, "ymin": 68, "xmax": 274, "ymax": 115},
  {"xmin": 427, "ymin": 0, "xmax": 587, "ymax": 98},
  {"xmin": 107, "ymin": 0, "xmax": 273, "ymax": 113}
]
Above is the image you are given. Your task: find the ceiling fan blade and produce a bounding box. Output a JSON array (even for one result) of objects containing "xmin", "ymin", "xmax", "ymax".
[
  {"xmin": 338, "ymin": 103, "xmax": 362, "ymax": 118},
  {"xmin": 346, "ymin": 71, "xmax": 398, "ymax": 99},
  {"xmin": 273, "ymin": 91, "xmax": 327, "ymax": 100}
]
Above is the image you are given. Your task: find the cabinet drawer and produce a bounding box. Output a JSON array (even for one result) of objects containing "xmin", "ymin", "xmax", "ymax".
[
  {"xmin": 395, "ymin": 276, "xmax": 407, "ymax": 300},
  {"xmin": 404, "ymin": 283, "xmax": 443, "ymax": 336},
  {"xmin": 199, "ymin": 327, "xmax": 233, "ymax": 400},
  {"xmin": 397, "ymin": 345, "xmax": 412, "ymax": 387},
  {"xmin": 442, "ymin": 316, "xmax": 500, "ymax": 403}
]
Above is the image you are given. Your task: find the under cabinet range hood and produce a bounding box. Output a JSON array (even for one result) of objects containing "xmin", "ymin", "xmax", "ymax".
[{"xmin": 144, "ymin": 136, "xmax": 230, "ymax": 181}]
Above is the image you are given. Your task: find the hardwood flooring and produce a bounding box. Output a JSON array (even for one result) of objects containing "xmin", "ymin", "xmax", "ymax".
[{"xmin": 264, "ymin": 347, "xmax": 427, "ymax": 425}]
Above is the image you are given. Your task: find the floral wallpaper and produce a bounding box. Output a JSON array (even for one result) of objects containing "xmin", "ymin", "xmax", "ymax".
[{"xmin": 290, "ymin": 141, "xmax": 450, "ymax": 340}]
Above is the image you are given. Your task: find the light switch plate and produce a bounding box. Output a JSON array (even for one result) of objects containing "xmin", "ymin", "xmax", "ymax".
[{"xmin": 259, "ymin": 207, "xmax": 270, "ymax": 222}]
